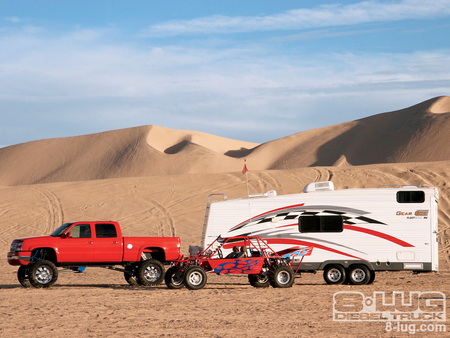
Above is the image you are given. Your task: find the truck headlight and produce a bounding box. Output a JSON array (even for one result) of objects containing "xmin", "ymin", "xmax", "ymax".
[{"xmin": 10, "ymin": 241, "xmax": 23, "ymax": 252}]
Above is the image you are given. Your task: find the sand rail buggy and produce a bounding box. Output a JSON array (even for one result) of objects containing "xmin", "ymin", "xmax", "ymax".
[{"xmin": 164, "ymin": 235, "xmax": 312, "ymax": 290}]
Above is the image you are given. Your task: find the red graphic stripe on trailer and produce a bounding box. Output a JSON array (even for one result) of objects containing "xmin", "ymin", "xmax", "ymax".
[
  {"xmin": 263, "ymin": 238, "xmax": 366, "ymax": 261},
  {"xmin": 229, "ymin": 203, "xmax": 305, "ymax": 231},
  {"xmin": 343, "ymin": 224, "xmax": 414, "ymax": 247}
]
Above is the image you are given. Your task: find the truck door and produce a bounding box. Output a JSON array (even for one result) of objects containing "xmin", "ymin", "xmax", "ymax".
[
  {"xmin": 93, "ymin": 223, "xmax": 123, "ymax": 262},
  {"xmin": 58, "ymin": 223, "xmax": 95, "ymax": 262}
]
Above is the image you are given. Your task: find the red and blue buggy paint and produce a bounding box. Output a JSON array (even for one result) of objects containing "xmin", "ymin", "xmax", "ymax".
[{"xmin": 164, "ymin": 235, "xmax": 313, "ymax": 290}]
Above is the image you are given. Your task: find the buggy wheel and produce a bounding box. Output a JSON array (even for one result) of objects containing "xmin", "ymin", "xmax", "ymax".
[
  {"xmin": 348, "ymin": 265, "xmax": 371, "ymax": 285},
  {"xmin": 184, "ymin": 266, "xmax": 207, "ymax": 290},
  {"xmin": 248, "ymin": 274, "xmax": 270, "ymax": 288},
  {"xmin": 165, "ymin": 266, "xmax": 185, "ymax": 289},
  {"xmin": 137, "ymin": 259, "xmax": 164, "ymax": 286},
  {"xmin": 29, "ymin": 260, "xmax": 58, "ymax": 288},
  {"xmin": 323, "ymin": 265, "xmax": 346, "ymax": 285},
  {"xmin": 124, "ymin": 264, "xmax": 142, "ymax": 286},
  {"xmin": 18, "ymin": 265, "xmax": 32, "ymax": 288},
  {"xmin": 270, "ymin": 265, "xmax": 294, "ymax": 288}
]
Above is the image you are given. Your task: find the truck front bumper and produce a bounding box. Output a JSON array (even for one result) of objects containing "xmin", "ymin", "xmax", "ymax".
[{"xmin": 7, "ymin": 251, "xmax": 31, "ymax": 266}]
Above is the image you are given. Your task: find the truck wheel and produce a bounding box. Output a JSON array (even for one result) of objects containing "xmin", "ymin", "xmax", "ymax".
[
  {"xmin": 323, "ymin": 265, "xmax": 346, "ymax": 285},
  {"xmin": 348, "ymin": 265, "xmax": 371, "ymax": 285},
  {"xmin": 184, "ymin": 266, "xmax": 207, "ymax": 290},
  {"xmin": 137, "ymin": 259, "xmax": 164, "ymax": 286},
  {"xmin": 248, "ymin": 274, "xmax": 270, "ymax": 287},
  {"xmin": 165, "ymin": 266, "xmax": 184, "ymax": 289},
  {"xmin": 270, "ymin": 265, "xmax": 294, "ymax": 288},
  {"xmin": 124, "ymin": 264, "xmax": 142, "ymax": 286},
  {"xmin": 29, "ymin": 260, "xmax": 58, "ymax": 288},
  {"xmin": 17, "ymin": 265, "xmax": 32, "ymax": 288}
]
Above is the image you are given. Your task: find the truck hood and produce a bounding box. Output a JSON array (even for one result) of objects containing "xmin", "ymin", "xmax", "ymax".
[{"xmin": 16, "ymin": 236, "xmax": 59, "ymax": 251}]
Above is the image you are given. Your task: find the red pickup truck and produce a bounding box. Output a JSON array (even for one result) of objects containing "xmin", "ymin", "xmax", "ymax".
[{"xmin": 7, "ymin": 221, "xmax": 181, "ymax": 288}]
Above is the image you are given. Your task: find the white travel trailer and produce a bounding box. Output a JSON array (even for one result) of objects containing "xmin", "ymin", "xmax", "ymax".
[{"xmin": 201, "ymin": 182, "xmax": 439, "ymax": 285}]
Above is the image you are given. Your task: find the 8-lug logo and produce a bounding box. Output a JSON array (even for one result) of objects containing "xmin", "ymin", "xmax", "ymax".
[{"xmin": 333, "ymin": 291, "xmax": 446, "ymax": 322}]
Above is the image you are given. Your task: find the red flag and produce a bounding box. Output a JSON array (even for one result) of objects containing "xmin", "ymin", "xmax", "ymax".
[{"xmin": 242, "ymin": 160, "xmax": 248, "ymax": 175}]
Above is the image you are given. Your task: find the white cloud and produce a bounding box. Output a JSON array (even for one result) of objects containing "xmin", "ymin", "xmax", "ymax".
[
  {"xmin": 6, "ymin": 16, "xmax": 21, "ymax": 24},
  {"xmin": 142, "ymin": 0, "xmax": 450, "ymax": 37}
]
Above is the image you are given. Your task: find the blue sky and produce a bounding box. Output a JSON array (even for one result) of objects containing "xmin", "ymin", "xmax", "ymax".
[{"xmin": 1, "ymin": 0, "xmax": 450, "ymax": 146}]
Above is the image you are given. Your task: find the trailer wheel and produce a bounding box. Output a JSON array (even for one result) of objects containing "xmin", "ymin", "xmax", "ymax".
[
  {"xmin": 17, "ymin": 265, "xmax": 32, "ymax": 288},
  {"xmin": 165, "ymin": 266, "xmax": 185, "ymax": 289},
  {"xmin": 348, "ymin": 265, "xmax": 371, "ymax": 285},
  {"xmin": 137, "ymin": 259, "xmax": 164, "ymax": 286},
  {"xmin": 270, "ymin": 265, "xmax": 294, "ymax": 288},
  {"xmin": 368, "ymin": 270, "xmax": 376, "ymax": 284},
  {"xmin": 248, "ymin": 274, "xmax": 270, "ymax": 288},
  {"xmin": 184, "ymin": 266, "xmax": 207, "ymax": 290},
  {"xmin": 323, "ymin": 265, "xmax": 346, "ymax": 285},
  {"xmin": 29, "ymin": 260, "xmax": 58, "ymax": 288}
]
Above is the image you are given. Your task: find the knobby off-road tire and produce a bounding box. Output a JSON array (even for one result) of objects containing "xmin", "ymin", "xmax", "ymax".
[
  {"xmin": 29, "ymin": 260, "xmax": 58, "ymax": 288},
  {"xmin": 348, "ymin": 265, "xmax": 371, "ymax": 285},
  {"xmin": 323, "ymin": 265, "xmax": 346, "ymax": 285},
  {"xmin": 18, "ymin": 265, "xmax": 32, "ymax": 288},
  {"xmin": 137, "ymin": 259, "xmax": 165, "ymax": 286},
  {"xmin": 184, "ymin": 266, "xmax": 207, "ymax": 290},
  {"xmin": 270, "ymin": 265, "xmax": 295, "ymax": 288},
  {"xmin": 124, "ymin": 263, "xmax": 142, "ymax": 286},
  {"xmin": 164, "ymin": 266, "xmax": 185, "ymax": 289},
  {"xmin": 248, "ymin": 273, "xmax": 270, "ymax": 288}
]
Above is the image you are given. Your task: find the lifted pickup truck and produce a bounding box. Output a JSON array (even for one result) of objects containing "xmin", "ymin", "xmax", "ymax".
[{"xmin": 7, "ymin": 221, "xmax": 181, "ymax": 288}]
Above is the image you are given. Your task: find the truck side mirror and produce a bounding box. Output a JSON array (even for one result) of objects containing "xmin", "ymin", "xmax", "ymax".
[{"xmin": 63, "ymin": 232, "xmax": 72, "ymax": 239}]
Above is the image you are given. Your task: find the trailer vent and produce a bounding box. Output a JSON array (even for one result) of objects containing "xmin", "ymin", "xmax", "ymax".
[{"xmin": 303, "ymin": 181, "xmax": 334, "ymax": 193}]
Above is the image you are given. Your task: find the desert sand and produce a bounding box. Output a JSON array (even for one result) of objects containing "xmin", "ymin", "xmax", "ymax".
[{"xmin": 1, "ymin": 97, "xmax": 450, "ymax": 337}]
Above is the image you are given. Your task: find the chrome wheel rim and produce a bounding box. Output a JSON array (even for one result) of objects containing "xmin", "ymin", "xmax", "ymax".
[
  {"xmin": 35, "ymin": 265, "xmax": 53, "ymax": 284},
  {"xmin": 327, "ymin": 268, "xmax": 342, "ymax": 282},
  {"xmin": 144, "ymin": 265, "xmax": 161, "ymax": 282},
  {"xmin": 351, "ymin": 269, "xmax": 366, "ymax": 283},
  {"xmin": 188, "ymin": 271, "xmax": 203, "ymax": 286},
  {"xmin": 277, "ymin": 271, "xmax": 290, "ymax": 284}
]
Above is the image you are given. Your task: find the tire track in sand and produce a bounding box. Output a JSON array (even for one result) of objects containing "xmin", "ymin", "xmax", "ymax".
[{"xmin": 32, "ymin": 186, "xmax": 65, "ymax": 234}]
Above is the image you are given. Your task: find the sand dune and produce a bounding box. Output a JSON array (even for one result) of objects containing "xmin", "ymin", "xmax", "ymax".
[{"xmin": 0, "ymin": 96, "xmax": 449, "ymax": 185}]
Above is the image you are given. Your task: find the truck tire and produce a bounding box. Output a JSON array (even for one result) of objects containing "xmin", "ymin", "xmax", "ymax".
[
  {"xmin": 270, "ymin": 265, "xmax": 294, "ymax": 288},
  {"xmin": 18, "ymin": 265, "xmax": 32, "ymax": 288},
  {"xmin": 29, "ymin": 260, "xmax": 58, "ymax": 288},
  {"xmin": 137, "ymin": 259, "xmax": 164, "ymax": 286},
  {"xmin": 323, "ymin": 264, "xmax": 346, "ymax": 285},
  {"xmin": 184, "ymin": 266, "xmax": 207, "ymax": 290},
  {"xmin": 348, "ymin": 265, "xmax": 371, "ymax": 285},
  {"xmin": 124, "ymin": 264, "xmax": 142, "ymax": 286},
  {"xmin": 248, "ymin": 274, "xmax": 270, "ymax": 288},
  {"xmin": 165, "ymin": 266, "xmax": 184, "ymax": 289}
]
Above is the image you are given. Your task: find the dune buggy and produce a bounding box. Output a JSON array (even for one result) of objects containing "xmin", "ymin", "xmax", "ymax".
[{"xmin": 164, "ymin": 235, "xmax": 312, "ymax": 290}]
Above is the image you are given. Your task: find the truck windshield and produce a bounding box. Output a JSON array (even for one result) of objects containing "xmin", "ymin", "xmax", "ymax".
[{"xmin": 50, "ymin": 223, "xmax": 73, "ymax": 237}]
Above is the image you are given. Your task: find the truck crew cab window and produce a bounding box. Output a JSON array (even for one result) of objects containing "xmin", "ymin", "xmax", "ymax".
[
  {"xmin": 299, "ymin": 215, "xmax": 343, "ymax": 233},
  {"xmin": 396, "ymin": 191, "xmax": 425, "ymax": 203},
  {"xmin": 95, "ymin": 223, "xmax": 117, "ymax": 238},
  {"xmin": 68, "ymin": 224, "xmax": 91, "ymax": 238}
]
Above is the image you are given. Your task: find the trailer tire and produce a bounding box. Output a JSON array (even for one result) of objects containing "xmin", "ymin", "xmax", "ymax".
[
  {"xmin": 165, "ymin": 266, "xmax": 185, "ymax": 289},
  {"xmin": 348, "ymin": 265, "xmax": 371, "ymax": 285},
  {"xmin": 248, "ymin": 274, "xmax": 270, "ymax": 287},
  {"xmin": 184, "ymin": 266, "xmax": 207, "ymax": 290},
  {"xmin": 270, "ymin": 265, "xmax": 294, "ymax": 288},
  {"xmin": 368, "ymin": 270, "xmax": 376, "ymax": 284},
  {"xmin": 18, "ymin": 265, "xmax": 32, "ymax": 288},
  {"xmin": 29, "ymin": 260, "xmax": 58, "ymax": 288},
  {"xmin": 137, "ymin": 259, "xmax": 164, "ymax": 286},
  {"xmin": 323, "ymin": 265, "xmax": 346, "ymax": 285}
]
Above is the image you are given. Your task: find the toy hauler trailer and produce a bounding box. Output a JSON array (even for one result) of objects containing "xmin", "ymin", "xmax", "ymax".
[{"xmin": 201, "ymin": 182, "xmax": 439, "ymax": 285}]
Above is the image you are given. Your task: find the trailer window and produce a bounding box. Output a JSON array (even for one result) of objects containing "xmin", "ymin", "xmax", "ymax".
[
  {"xmin": 95, "ymin": 223, "xmax": 117, "ymax": 238},
  {"xmin": 299, "ymin": 216, "xmax": 343, "ymax": 233},
  {"xmin": 397, "ymin": 191, "xmax": 425, "ymax": 203}
]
